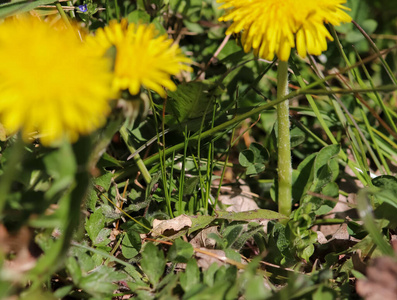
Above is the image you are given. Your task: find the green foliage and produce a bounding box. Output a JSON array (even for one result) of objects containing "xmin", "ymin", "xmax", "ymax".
[
  {"xmin": 239, "ymin": 143, "xmax": 269, "ymax": 176},
  {"xmin": 1, "ymin": 0, "xmax": 397, "ymax": 298}
]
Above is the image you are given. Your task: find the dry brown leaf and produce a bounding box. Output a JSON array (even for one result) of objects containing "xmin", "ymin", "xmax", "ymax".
[
  {"xmin": 0, "ymin": 224, "xmax": 41, "ymax": 279},
  {"xmin": 190, "ymin": 226, "xmax": 218, "ymax": 249},
  {"xmin": 195, "ymin": 248, "xmax": 227, "ymax": 269},
  {"xmin": 217, "ymin": 183, "xmax": 259, "ymax": 212},
  {"xmin": 356, "ymin": 256, "xmax": 397, "ymax": 300},
  {"xmin": 151, "ymin": 215, "xmax": 192, "ymax": 237}
]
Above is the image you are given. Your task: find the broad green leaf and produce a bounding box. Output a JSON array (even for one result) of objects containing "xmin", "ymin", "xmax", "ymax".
[
  {"xmin": 188, "ymin": 215, "xmax": 215, "ymax": 234},
  {"xmin": 216, "ymin": 209, "xmax": 287, "ymax": 221},
  {"xmin": 85, "ymin": 207, "xmax": 106, "ymax": 243},
  {"xmin": 93, "ymin": 172, "xmax": 114, "ymax": 192},
  {"xmin": 156, "ymin": 273, "xmax": 180, "ymax": 299},
  {"xmin": 313, "ymin": 144, "xmax": 340, "ymax": 181},
  {"xmin": 78, "ymin": 265, "xmax": 126, "ymax": 298},
  {"xmin": 314, "ymin": 182, "xmax": 339, "ymax": 215},
  {"xmin": 300, "ymin": 144, "xmax": 340, "ymax": 209},
  {"xmin": 290, "ymin": 125, "xmax": 306, "ymax": 148},
  {"xmin": 43, "ymin": 141, "xmax": 77, "ymax": 199},
  {"xmin": 69, "ymin": 247, "xmax": 96, "ymax": 272},
  {"xmin": 122, "ymin": 231, "xmax": 141, "ymax": 259},
  {"xmin": 167, "ymin": 82, "xmax": 214, "ymax": 124},
  {"xmin": 180, "ymin": 259, "xmax": 200, "ymax": 292},
  {"xmin": 127, "ymin": 10, "xmax": 150, "ymax": 23},
  {"xmin": 292, "ymin": 153, "xmax": 316, "ymax": 202},
  {"xmin": 167, "ymin": 239, "xmax": 194, "ymax": 263},
  {"xmin": 203, "ymin": 263, "xmax": 219, "ymax": 287},
  {"xmin": 373, "ymin": 175, "xmax": 397, "ymax": 208},
  {"xmin": 224, "ymin": 249, "xmax": 241, "ymax": 262},
  {"xmin": 141, "ymin": 243, "xmax": 166, "ymax": 286},
  {"xmin": 223, "ymin": 223, "xmax": 244, "ymax": 248},
  {"xmin": 66, "ymin": 257, "xmax": 83, "ymax": 284},
  {"xmin": 93, "ymin": 228, "xmax": 111, "ymax": 247},
  {"xmin": 244, "ymin": 275, "xmax": 271, "ymax": 300},
  {"xmin": 312, "ymin": 286, "xmax": 337, "ymax": 300},
  {"xmin": 121, "ymin": 217, "xmax": 151, "ymax": 234},
  {"xmin": 97, "ymin": 152, "xmax": 123, "ymax": 168},
  {"xmin": 185, "ymin": 281, "xmax": 231, "ymax": 300},
  {"xmin": 239, "ymin": 143, "xmax": 268, "ymax": 176},
  {"xmin": 231, "ymin": 223, "xmax": 264, "ymax": 250}
]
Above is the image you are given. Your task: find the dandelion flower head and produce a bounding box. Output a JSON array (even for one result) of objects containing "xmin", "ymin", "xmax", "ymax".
[
  {"xmin": 218, "ymin": 0, "xmax": 352, "ymax": 61},
  {"xmin": 0, "ymin": 16, "xmax": 114, "ymax": 146},
  {"xmin": 87, "ymin": 19, "xmax": 192, "ymax": 97}
]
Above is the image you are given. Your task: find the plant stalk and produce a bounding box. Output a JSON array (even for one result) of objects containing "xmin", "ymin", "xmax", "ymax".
[{"xmin": 276, "ymin": 61, "xmax": 292, "ymax": 218}]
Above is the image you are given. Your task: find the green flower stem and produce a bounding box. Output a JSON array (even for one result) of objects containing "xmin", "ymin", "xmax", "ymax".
[
  {"xmin": 119, "ymin": 125, "xmax": 151, "ymax": 184},
  {"xmin": 55, "ymin": 1, "xmax": 72, "ymax": 29},
  {"xmin": 276, "ymin": 61, "xmax": 292, "ymax": 218}
]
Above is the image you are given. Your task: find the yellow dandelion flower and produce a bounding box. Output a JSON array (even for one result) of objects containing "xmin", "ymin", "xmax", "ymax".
[
  {"xmin": 218, "ymin": 0, "xmax": 352, "ymax": 61},
  {"xmin": 87, "ymin": 19, "xmax": 192, "ymax": 97},
  {"xmin": 0, "ymin": 16, "xmax": 114, "ymax": 146}
]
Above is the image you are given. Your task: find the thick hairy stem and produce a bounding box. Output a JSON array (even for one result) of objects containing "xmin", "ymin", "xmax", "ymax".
[{"xmin": 276, "ymin": 61, "xmax": 292, "ymax": 218}]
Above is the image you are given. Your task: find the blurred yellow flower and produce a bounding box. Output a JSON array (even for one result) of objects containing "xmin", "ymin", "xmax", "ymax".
[
  {"xmin": 0, "ymin": 16, "xmax": 114, "ymax": 146},
  {"xmin": 218, "ymin": 0, "xmax": 352, "ymax": 61},
  {"xmin": 87, "ymin": 19, "xmax": 192, "ymax": 97}
]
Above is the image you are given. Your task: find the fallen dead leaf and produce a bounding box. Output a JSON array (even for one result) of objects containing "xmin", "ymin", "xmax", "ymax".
[
  {"xmin": 151, "ymin": 215, "xmax": 192, "ymax": 237},
  {"xmin": 0, "ymin": 224, "xmax": 42, "ymax": 279},
  {"xmin": 356, "ymin": 256, "xmax": 397, "ymax": 300},
  {"xmin": 195, "ymin": 248, "xmax": 227, "ymax": 269},
  {"xmin": 217, "ymin": 181, "xmax": 259, "ymax": 212},
  {"xmin": 190, "ymin": 226, "xmax": 218, "ymax": 249}
]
